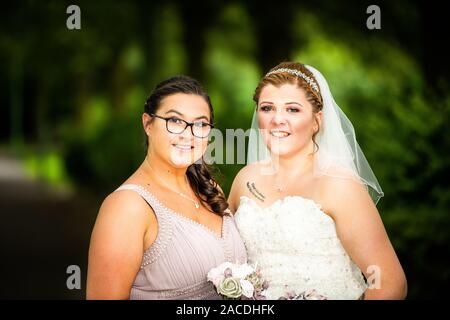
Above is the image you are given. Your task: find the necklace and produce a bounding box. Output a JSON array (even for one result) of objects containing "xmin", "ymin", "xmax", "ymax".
[{"xmin": 146, "ymin": 158, "xmax": 200, "ymax": 209}]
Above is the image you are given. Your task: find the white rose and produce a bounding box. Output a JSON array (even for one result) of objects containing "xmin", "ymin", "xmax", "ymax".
[
  {"xmin": 240, "ymin": 279, "xmax": 255, "ymax": 298},
  {"xmin": 207, "ymin": 268, "xmax": 224, "ymax": 287},
  {"xmin": 208, "ymin": 262, "xmax": 235, "ymax": 287},
  {"xmin": 219, "ymin": 262, "xmax": 234, "ymax": 273},
  {"xmin": 233, "ymin": 263, "xmax": 254, "ymax": 279}
]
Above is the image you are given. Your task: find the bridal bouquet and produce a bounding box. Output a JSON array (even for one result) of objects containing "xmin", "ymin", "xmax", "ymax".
[{"xmin": 207, "ymin": 262, "xmax": 268, "ymax": 300}]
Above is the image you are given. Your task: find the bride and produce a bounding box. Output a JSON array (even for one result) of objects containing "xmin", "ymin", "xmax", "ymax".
[{"xmin": 228, "ymin": 62, "xmax": 407, "ymax": 300}]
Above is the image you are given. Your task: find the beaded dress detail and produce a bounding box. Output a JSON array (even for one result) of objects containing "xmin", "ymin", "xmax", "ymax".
[{"xmin": 115, "ymin": 184, "xmax": 247, "ymax": 300}]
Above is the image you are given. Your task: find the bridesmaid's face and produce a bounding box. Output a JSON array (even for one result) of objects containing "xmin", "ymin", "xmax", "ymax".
[
  {"xmin": 144, "ymin": 93, "xmax": 211, "ymax": 168},
  {"xmin": 257, "ymin": 83, "xmax": 322, "ymax": 158}
]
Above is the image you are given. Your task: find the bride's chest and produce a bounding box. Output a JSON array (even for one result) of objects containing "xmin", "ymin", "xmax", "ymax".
[{"xmin": 234, "ymin": 196, "xmax": 341, "ymax": 253}]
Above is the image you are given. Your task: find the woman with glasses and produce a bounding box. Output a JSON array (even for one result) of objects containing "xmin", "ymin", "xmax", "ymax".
[{"xmin": 86, "ymin": 75, "xmax": 247, "ymax": 299}]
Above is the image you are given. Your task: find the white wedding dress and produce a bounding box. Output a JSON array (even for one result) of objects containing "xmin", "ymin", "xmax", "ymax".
[{"xmin": 234, "ymin": 195, "xmax": 368, "ymax": 300}]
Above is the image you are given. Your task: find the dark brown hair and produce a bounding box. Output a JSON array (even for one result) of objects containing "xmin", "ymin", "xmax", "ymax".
[
  {"xmin": 253, "ymin": 62, "xmax": 323, "ymax": 152},
  {"xmin": 144, "ymin": 75, "xmax": 228, "ymax": 215}
]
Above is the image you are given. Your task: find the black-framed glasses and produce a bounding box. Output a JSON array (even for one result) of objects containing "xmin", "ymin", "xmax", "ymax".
[{"xmin": 150, "ymin": 113, "xmax": 214, "ymax": 138}]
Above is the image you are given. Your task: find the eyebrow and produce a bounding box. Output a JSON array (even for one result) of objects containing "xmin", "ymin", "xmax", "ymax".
[
  {"xmin": 285, "ymin": 101, "xmax": 304, "ymax": 108},
  {"xmin": 164, "ymin": 109, "xmax": 210, "ymax": 122},
  {"xmin": 259, "ymin": 101, "xmax": 304, "ymax": 108}
]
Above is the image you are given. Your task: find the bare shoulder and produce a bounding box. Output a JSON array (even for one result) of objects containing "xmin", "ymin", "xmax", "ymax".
[
  {"xmin": 228, "ymin": 163, "xmax": 264, "ymax": 213},
  {"xmin": 87, "ymin": 188, "xmax": 151, "ymax": 299},
  {"xmin": 89, "ymin": 188, "xmax": 153, "ymax": 267},
  {"xmin": 231, "ymin": 162, "xmax": 267, "ymax": 193},
  {"xmin": 94, "ymin": 188, "xmax": 154, "ymax": 235},
  {"xmin": 317, "ymin": 166, "xmax": 370, "ymax": 196},
  {"xmin": 317, "ymin": 171, "xmax": 375, "ymax": 220},
  {"xmin": 233, "ymin": 162, "xmax": 266, "ymax": 184},
  {"xmin": 101, "ymin": 188, "xmax": 152, "ymax": 216}
]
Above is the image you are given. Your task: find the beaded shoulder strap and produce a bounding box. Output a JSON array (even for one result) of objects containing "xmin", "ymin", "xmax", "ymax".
[
  {"xmin": 115, "ymin": 184, "xmax": 174, "ymax": 268},
  {"xmin": 117, "ymin": 184, "xmax": 174, "ymax": 217}
]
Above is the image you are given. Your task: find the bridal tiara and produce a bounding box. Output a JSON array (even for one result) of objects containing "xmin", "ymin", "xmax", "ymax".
[{"xmin": 265, "ymin": 68, "xmax": 320, "ymax": 93}]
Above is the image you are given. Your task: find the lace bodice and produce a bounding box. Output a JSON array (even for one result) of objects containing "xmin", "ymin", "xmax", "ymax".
[{"xmin": 234, "ymin": 196, "xmax": 367, "ymax": 300}]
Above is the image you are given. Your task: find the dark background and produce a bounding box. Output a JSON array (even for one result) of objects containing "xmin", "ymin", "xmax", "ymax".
[{"xmin": 0, "ymin": 0, "xmax": 449, "ymax": 299}]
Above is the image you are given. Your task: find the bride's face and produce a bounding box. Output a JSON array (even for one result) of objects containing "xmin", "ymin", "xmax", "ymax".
[{"xmin": 257, "ymin": 83, "xmax": 322, "ymax": 158}]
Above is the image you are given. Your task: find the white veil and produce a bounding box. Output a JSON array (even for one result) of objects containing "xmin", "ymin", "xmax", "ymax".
[{"xmin": 247, "ymin": 65, "xmax": 384, "ymax": 205}]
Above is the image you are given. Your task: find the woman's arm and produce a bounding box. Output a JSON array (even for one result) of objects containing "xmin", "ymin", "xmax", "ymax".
[
  {"xmin": 323, "ymin": 178, "xmax": 407, "ymax": 300},
  {"xmin": 86, "ymin": 191, "xmax": 152, "ymax": 299}
]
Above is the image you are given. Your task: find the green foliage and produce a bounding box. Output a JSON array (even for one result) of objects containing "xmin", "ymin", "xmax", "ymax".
[
  {"xmin": 23, "ymin": 149, "xmax": 71, "ymax": 187},
  {"xmin": 203, "ymin": 3, "xmax": 261, "ymax": 192}
]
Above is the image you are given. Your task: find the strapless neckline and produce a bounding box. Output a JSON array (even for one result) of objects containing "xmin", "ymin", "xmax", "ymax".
[
  {"xmin": 234, "ymin": 195, "xmax": 367, "ymax": 299},
  {"xmin": 238, "ymin": 195, "xmax": 332, "ymax": 222}
]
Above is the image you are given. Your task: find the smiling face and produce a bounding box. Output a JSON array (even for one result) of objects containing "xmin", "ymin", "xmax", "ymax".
[
  {"xmin": 257, "ymin": 83, "xmax": 322, "ymax": 159},
  {"xmin": 144, "ymin": 93, "xmax": 211, "ymax": 168}
]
